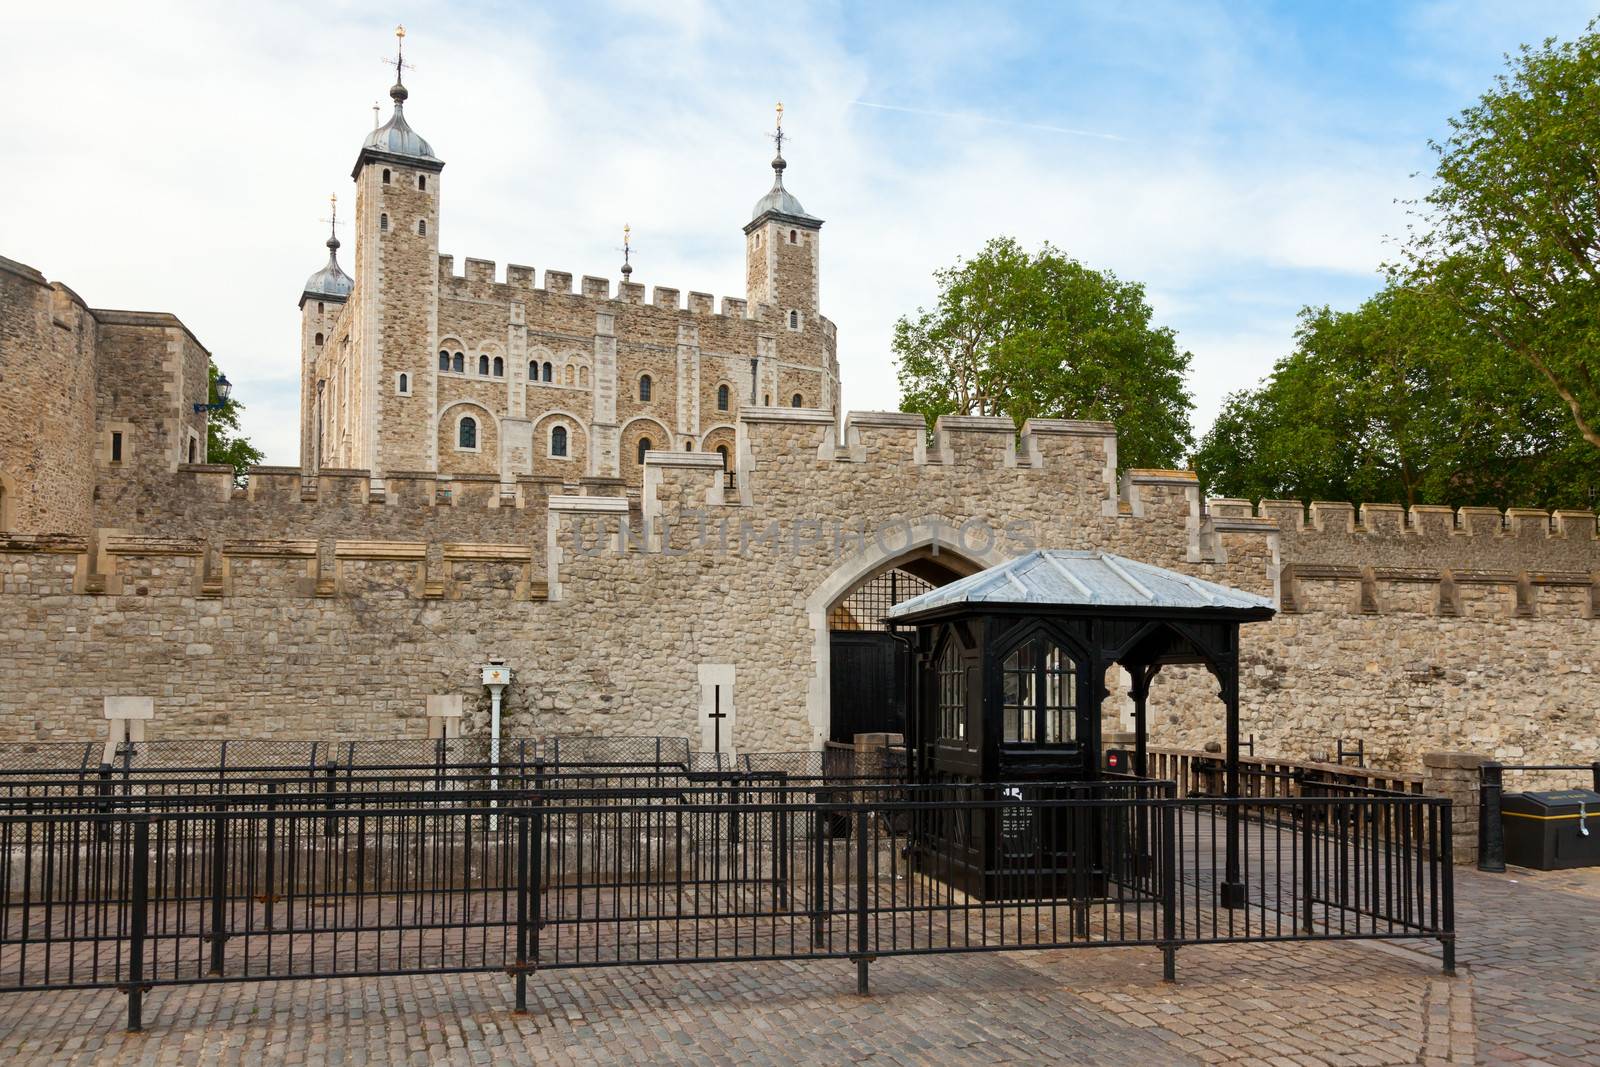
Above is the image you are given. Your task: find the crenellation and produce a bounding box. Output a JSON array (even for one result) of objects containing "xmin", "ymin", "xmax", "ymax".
[
  {"xmin": 1309, "ymin": 501, "xmax": 1356, "ymax": 532},
  {"xmin": 688, "ymin": 292, "xmax": 714, "ymax": 314},
  {"xmin": 652, "ymin": 286, "xmax": 679, "ymax": 310},
  {"xmin": 931, "ymin": 415, "xmax": 1014, "ymax": 468},
  {"xmin": 506, "ymin": 263, "xmax": 535, "ymax": 288},
  {"xmin": 1359, "ymin": 502, "xmax": 1405, "ymax": 535},
  {"xmin": 581, "ymin": 275, "xmax": 609, "ymax": 299},
  {"xmin": 1458, "ymin": 506, "xmax": 1503, "ymax": 535},
  {"xmin": 1259, "ymin": 499, "xmax": 1306, "ymax": 530},
  {"xmin": 464, "ymin": 257, "xmax": 496, "ymax": 284},
  {"xmin": 543, "ymin": 270, "xmax": 572, "ymax": 294},
  {"xmin": 721, "ymin": 296, "xmax": 747, "ymax": 318},
  {"xmin": 1407, "ymin": 504, "xmax": 1455, "ymax": 536},
  {"xmin": 1554, "ymin": 510, "xmax": 1598, "ymax": 540},
  {"xmin": 617, "ymin": 280, "xmax": 644, "ymax": 304}
]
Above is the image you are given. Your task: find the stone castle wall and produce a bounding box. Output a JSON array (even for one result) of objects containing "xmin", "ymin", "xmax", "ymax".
[{"xmin": 0, "ymin": 404, "xmax": 1593, "ymax": 771}]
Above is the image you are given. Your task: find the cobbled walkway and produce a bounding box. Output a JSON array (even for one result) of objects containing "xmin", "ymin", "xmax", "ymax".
[{"xmin": 1, "ymin": 864, "xmax": 1594, "ymax": 1065}]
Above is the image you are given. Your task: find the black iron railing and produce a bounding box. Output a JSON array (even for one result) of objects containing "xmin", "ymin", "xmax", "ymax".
[
  {"xmin": 0, "ymin": 763, "xmax": 1453, "ymax": 1031},
  {"xmin": 1477, "ymin": 760, "xmax": 1600, "ymax": 872}
]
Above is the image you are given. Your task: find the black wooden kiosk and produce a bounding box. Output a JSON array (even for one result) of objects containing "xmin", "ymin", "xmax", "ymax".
[{"xmin": 886, "ymin": 550, "xmax": 1274, "ymax": 902}]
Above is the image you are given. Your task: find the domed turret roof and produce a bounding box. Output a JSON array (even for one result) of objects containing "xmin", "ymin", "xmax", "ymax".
[
  {"xmin": 300, "ymin": 212, "xmax": 352, "ymax": 307},
  {"xmin": 362, "ymin": 81, "xmax": 437, "ymax": 162},
  {"xmin": 748, "ymin": 153, "xmax": 821, "ymax": 228}
]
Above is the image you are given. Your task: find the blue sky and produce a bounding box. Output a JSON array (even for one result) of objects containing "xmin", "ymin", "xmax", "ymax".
[{"xmin": 2, "ymin": 1, "xmax": 1594, "ymax": 464}]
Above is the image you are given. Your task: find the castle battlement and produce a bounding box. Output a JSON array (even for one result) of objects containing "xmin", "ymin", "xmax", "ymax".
[{"xmin": 437, "ymin": 253, "xmax": 762, "ymax": 322}]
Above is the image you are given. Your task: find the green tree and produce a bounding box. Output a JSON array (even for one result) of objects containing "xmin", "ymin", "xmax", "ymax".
[
  {"xmin": 1401, "ymin": 22, "xmax": 1600, "ymax": 455},
  {"xmin": 205, "ymin": 360, "xmax": 263, "ymax": 482},
  {"xmin": 894, "ymin": 237, "xmax": 1194, "ymax": 470},
  {"xmin": 1193, "ymin": 284, "xmax": 1597, "ymax": 509}
]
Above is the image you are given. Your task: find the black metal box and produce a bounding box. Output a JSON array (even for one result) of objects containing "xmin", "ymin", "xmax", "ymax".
[{"xmin": 1501, "ymin": 789, "xmax": 1600, "ymax": 870}]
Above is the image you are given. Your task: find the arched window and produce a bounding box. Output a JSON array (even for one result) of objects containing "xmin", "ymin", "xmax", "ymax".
[
  {"xmin": 382, "ymin": 168, "xmax": 391, "ymax": 184},
  {"xmin": 637, "ymin": 437, "xmax": 653, "ymax": 464},
  {"xmin": 380, "ymin": 213, "xmax": 389, "ymax": 232},
  {"xmin": 453, "ymin": 351, "xmax": 465, "ymax": 373},
  {"xmin": 578, "ymin": 366, "xmax": 588, "ymax": 386},
  {"xmin": 789, "ymin": 310, "xmax": 799, "ymax": 329},
  {"xmin": 398, "ymin": 373, "xmax": 409, "ymax": 394},
  {"xmin": 418, "ymin": 175, "xmax": 427, "ymax": 191},
  {"xmin": 1000, "ymin": 635, "xmax": 1078, "ymax": 745},
  {"xmin": 565, "ymin": 365, "xmax": 575, "ymax": 385},
  {"xmin": 458, "ymin": 416, "xmax": 478, "ymax": 450},
  {"xmin": 417, "ymin": 219, "xmax": 427, "ymax": 236},
  {"xmin": 314, "ymin": 332, "xmax": 324, "ymax": 346},
  {"xmin": 478, "ymin": 354, "xmax": 490, "ymax": 375},
  {"xmin": 187, "ymin": 437, "xmax": 197, "ymax": 464},
  {"xmin": 542, "ymin": 362, "xmax": 552, "ymax": 382},
  {"xmin": 550, "ymin": 425, "xmax": 568, "ymax": 457},
  {"xmin": 638, "ymin": 374, "xmax": 652, "ymax": 401},
  {"xmin": 529, "ymin": 360, "xmax": 538, "ymax": 380},
  {"xmin": 717, "ymin": 384, "xmax": 729, "ymax": 411},
  {"xmin": 440, "ymin": 351, "xmax": 451, "ymax": 371},
  {"xmin": 317, "ymin": 301, "xmax": 325, "ymax": 313},
  {"xmin": 939, "ymin": 640, "xmax": 965, "ymax": 741},
  {"xmin": 763, "ymin": 394, "xmax": 771, "ymax": 406},
  {"xmin": 492, "ymin": 356, "xmax": 504, "ymax": 377},
  {"xmin": 789, "ymin": 229, "xmax": 797, "ymax": 244},
  {"xmin": 791, "ymin": 393, "xmax": 803, "ymax": 407},
  {"xmin": 716, "ymin": 445, "xmax": 729, "ymax": 467}
]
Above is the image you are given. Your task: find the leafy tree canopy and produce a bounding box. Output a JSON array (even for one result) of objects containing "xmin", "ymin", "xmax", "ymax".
[
  {"xmin": 1401, "ymin": 21, "xmax": 1600, "ymax": 455},
  {"xmin": 1193, "ymin": 283, "xmax": 1597, "ymax": 510},
  {"xmin": 894, "ymin": 237, "xmax": 1194, "ymax": 470},
  {"xmin": 205, "ymin": 360, "xmax": 263, "ymax": 482}
]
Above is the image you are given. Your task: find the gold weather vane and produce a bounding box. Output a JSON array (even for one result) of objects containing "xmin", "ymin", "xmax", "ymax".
[
  {"xmin": 619, "ymin": 224, "xmax": 634, "ymax": 280},
  {"xmin": 773, "ymin": 101, "xmax": 785, "ymax": 156},
  {"xmin": 381, "ymin": 24, "xmax": 416, "ymax": 83},
  {"xmin": 320, "ymin": 193, "xmax": 343, "ymax": 236}
]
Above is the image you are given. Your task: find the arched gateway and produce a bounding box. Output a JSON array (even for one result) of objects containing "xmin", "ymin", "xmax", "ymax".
[{"xmin": 805, "ymin": 523, "xmax": 1005, "ymax": 747}]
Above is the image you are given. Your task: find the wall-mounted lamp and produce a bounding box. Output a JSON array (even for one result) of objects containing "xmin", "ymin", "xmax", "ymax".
[{"xmin": 193, "ymin": 373, "xmax": 232, "ymax": 414}]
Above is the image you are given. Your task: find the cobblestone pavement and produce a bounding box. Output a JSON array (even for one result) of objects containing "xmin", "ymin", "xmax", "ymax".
[{"xmin": 0, "ymin": 864, "xmax": 1593, "ymax": 1066}]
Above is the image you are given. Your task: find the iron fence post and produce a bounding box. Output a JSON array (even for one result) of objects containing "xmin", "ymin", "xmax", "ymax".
[
  {"xmin": 854, "ymin": 806, "xmax": 870, "ymax": 996},
  {"xmin": 514, "ymin": 809, "xmax": 529, "ymax": 1013},
  {"xmin": 1300, "ymin": 798, "xmax": 1315, "ymax": 934},
  {"xmin": 1160, "ymin": 800, "xmax": 1176, "ymax": 982},
  {"xmin": 1440, "ymin": 801, "xmax": 1456, "ymax": 976},
  {"xmin": 209, "ymin": 806, "xmax": 227, "ymax": 975},
  {"xmin": 263, "ymin": 781, "xmax": 278, "ymax": 929},
  {"xmin": 811, "ymin": 805, "xmax": 827, "ymax": 948},
  {"xmin": 1477, "ymin": 762, "xmax": 1505, "ymax": 873},
  {"xmin": 126, "ymin": 816, "xmax": 151, "ymax": 1033}
]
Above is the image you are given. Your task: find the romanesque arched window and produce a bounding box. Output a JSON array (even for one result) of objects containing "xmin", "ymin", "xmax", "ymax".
[
  {"xmin": 441, "ymin": 351, "xmax": 451, "ymax": 371},
  {"xmin": 789, "ymin": 310, "xmax": 799, "ymax": 330},
  {"xmin": 453, "ymin": 351, "xmax": 465, "ymax": 373},
  {"xmin": 542, "ymin": 362, "xmax": 553, "ymax": 382},
  {"xmin": 314, "ymin": 332, "xmax": 324, "ymax": 346},
  {"xmin": 398, "ymin": 373, "xmax": 409, "ymax": 394},
  {"xmin": 382, "ymin": 168, "xmax": 391, "ymax": 184},
  {"xmin": 418, "ymin": 175, "xmax": 427, "ymax": 191},
  {"xmin": 792, "ymin": 393, "xmax": 803, "ymax": 407},
  {"xmin": 717, "ymin": 384, "xmax": 730, "ymax": 411},
  {"xmin": 492, "ymin": 356, "xmax": 504, "ymax": 377},
  {"xmin": 380, "ymin": 213, "xmax": 389, "ymax": 231},
  {"xmin": 639, "ymin": 374, "xmax": 652, "ymax": 401},
  {"xmin": 478, "ymin": 354, "xmax": 490, "ymax": 375},
  {"xmin": 550, "ymin": 425, "xmax": 568, "ymax": 457},
  {"xmin": 637, "ymin": 437, "xmax": 653, "ymax": 464},
  {"xmin": 529, "ymin": 360, "xmax": 538, "ymax": 380},
  {"xmin": 716, "ymin": 445, "xmax": 729, "ymax": 467},
  {"xmin": 579, "ymin": 366, "xmax": 588, "ymax": 386},
  {"xmin": 789, "ymin": 229, "xmax": 797, "ymax": 244},
  {"xmin": 458, "ymin": 416, "xmax": 478, "ymax": 450},
  {"xmin": 565, "ymin": 365, "xmax": 576, "ymax": 385},
  {"xmin": 417, "ymin": 219, "xmax": 427, "ymax": 236}
]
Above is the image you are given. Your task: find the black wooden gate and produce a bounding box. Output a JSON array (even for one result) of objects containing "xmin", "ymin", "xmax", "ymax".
[{"xmin": 829, "ymin": 631, "xmax": 908, "ymax": 743}]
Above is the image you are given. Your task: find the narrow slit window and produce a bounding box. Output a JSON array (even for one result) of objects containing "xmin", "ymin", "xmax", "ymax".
[
  {"xmin": 110, "ymin": 431, "xmax": 123, "ymax": 464},
  {"xmin": 717, "ymin": 384, "xmax": 729, "ymax": 411},
  {"xmin": 637, "ymin": 437, "xmax": 653, "ymax": 464},
  {"xmin": 639, "ymin": 374, "xmax": 652, "ymax": 401}
]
